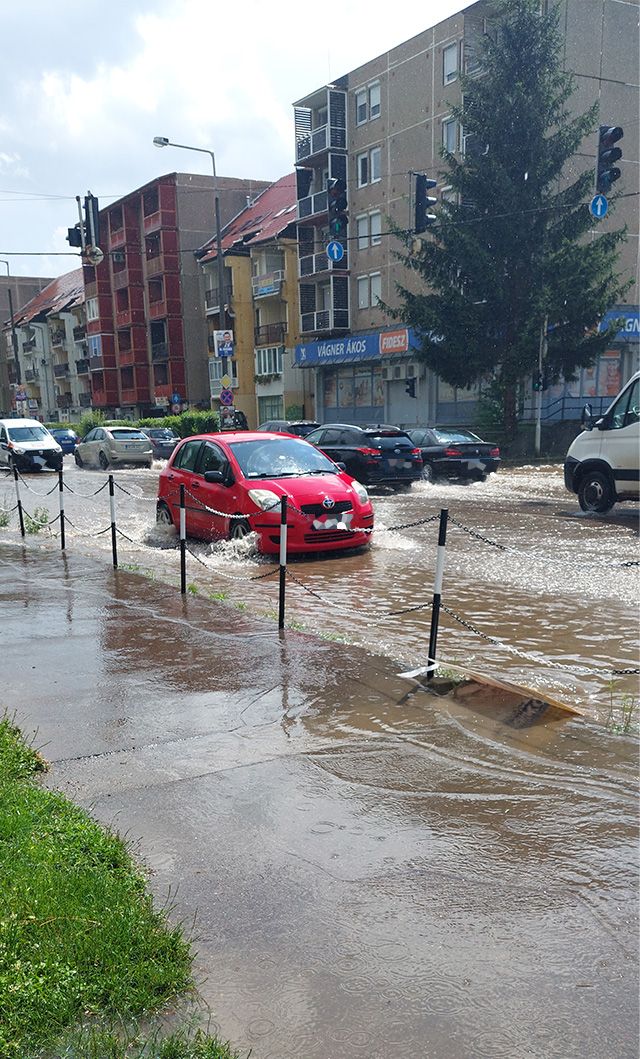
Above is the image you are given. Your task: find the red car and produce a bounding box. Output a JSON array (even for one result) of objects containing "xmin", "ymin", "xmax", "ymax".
[{"xmin": 156, "ymin": 431, "xmax": 374, "ymax": 555}]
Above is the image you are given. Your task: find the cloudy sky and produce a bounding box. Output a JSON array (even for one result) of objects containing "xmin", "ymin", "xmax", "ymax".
[{"xmin": 0, "ymin": 0, "xmax": 474, "ymax": 279}]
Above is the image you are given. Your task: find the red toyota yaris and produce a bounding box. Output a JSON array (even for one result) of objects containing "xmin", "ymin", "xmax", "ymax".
[{"xmin": 156, "ymin": 431, "xmax": 374, "ymax": 555}]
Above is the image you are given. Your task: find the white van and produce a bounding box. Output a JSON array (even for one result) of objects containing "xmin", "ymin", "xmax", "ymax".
[
  {"xmin": 0, "ymin": 418, "xmax": 63, "ymax": 473},
  {"xmin": 564, "ymin": 371, "xmax": 640, "ymax": 513}
]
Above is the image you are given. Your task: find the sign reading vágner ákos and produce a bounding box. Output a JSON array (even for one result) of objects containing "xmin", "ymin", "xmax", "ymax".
[{"xmin": 295, "ymin": 327, "xmax": 419, "ymax": 367}]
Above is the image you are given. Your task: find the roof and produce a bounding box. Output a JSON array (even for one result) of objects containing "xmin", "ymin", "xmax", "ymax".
[
  {"xmin": 199, "ymin": 173, "xmax": 297, "ymax": 263},
  {"xmin": 12, "ymin": 268, "xmax": 84, "ymax": 327}
]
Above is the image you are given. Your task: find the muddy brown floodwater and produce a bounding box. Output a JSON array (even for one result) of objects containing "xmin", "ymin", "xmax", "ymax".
[{"xmin": 0, "ymin": 459, "xmax": 638, "ymax": 1058}]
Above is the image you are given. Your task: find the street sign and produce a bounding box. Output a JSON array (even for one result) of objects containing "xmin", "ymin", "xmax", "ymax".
[
  {"xmin": 170, "ymin": 403, "xmax": 181, "ymax": 414},
  {"xmin": 220, "ymin": 374, "xmax": 231, "ymax": 388},
  {"xmin": 589, "ymin": 194, "xmax": 609, "ymax": 220},
  {"xmin": 171, "ymin": 392, "xmax": 182, "ymax": 404},
  {"xmin": 326, "ymin": 240, "xmax": 344, "ymax": 262},
  {"xmin": 219, "ymin": 387, "xmax": 234, "ymax": 406}
]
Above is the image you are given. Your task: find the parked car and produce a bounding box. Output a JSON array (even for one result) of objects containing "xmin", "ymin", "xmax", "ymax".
[
  {"xmin": 564, "ymin": 370, "xmax": 639, "ymax": 513},
  {"xmin": 257, "ymin": 419, "xmax": 320, "ymax": 438},
  {"xmin": 49, "ymin": 427, "xmax": 79, "ymax": 455},
  {"xmin": 407, "ymin": 427, "xmax": 501, "ymax": 482},
  {"xmin": 74, "ymin": 426, "xmax": 153, "ymax": 470},
  {"xmin": 0, "ymin": 418, "xmax": 63, "ymax": 473},
  {"xmin": 156, "ymin": 431, "xmax": 374, "ymax": 555},
  {"xmin": 304, "ymin": 423, "xmax": 423, "ymax": 490},
  {"xmin": 140, "ymin": 427, "xmax": 180, "ymax": 460}
]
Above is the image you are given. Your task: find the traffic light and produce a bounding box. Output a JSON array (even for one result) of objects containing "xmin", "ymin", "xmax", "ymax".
[
  {"xmin": 327, "ymin": 177, "xmax": 348, "ymax": 239},
  {"xmin": 66, "ymin": 192, "xmax": 100, "ymax": 251},
  {"xmin": 532, "ymin": 370, "xmax": 543, "ymax": 392},
  {"xmin": 596, "ymin": 125, "xmax": 623, "ymax": 194},
  {"xmin": 405, "ymin": 377, "xmax": 417, "ymax": 398},
  {"xmin": 414, "ymin": 173, "xmax": 437, "ymax": 234}
]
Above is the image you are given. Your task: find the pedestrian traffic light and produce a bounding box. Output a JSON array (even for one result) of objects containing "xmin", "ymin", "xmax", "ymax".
[
  {"xmin": 405, "ymin": 377, "xmax": 417, "ymax": 398},
  {"xmin": 596, "ymin": 126, "xmax": 623, "ymax": 194},
  {"xmin": 327, "ymin": 177, "xmax": 348, "ymax": 239},
  {"xmin": 414, "ymin": 173, "xmax": 437, "ymax": 234},
  {"xmin": 532, "ymin": 370, "xmax": 543, "ymax": 392}
]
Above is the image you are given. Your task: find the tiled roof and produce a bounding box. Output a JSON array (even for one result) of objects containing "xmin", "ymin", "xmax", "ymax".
[
  {"xmin": 199, "ymin": 173, "xmax": 297, "ymax": 263},
  {"xmin": 12, "ymin": 268, "xmax": 84, "ymax": 327}
]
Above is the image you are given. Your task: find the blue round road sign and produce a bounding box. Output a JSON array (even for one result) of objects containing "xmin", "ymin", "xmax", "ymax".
[
  {"xmin": 589, "ymin": 194, "xmax": 609, "ymax": 220},
  {"xmin": 326, "ymin": 240, "xmax": 344, "ymax": 262}
]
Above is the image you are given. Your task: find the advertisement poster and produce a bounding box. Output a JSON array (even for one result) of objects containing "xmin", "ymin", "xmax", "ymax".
[
  {"xmin": 212, "ymin": 329, "xmax": 234, "ymax": 358},
  {"xmin": 598, "ymin": 353, "xmax": 621, "ymax": 397},
  {"xmin": 373, "ymin": 370, "xmax": 385, "ymax": 407},
  {"xmin": 581, "ymin": 365, "xmax": 597, "ymax": 397},
  {"xmin": 338, "ymin": 372, "xmax": 354, "ymax": 408},
  {"xmin": 323, "ymin": 373, "xmax": 337, "ymax": 408},
  {"xmin": 355, "ymin": 371, "xmax": 372, "ymax": 407}
]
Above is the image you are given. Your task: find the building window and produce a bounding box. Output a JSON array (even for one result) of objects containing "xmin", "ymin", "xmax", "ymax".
[
  {"xmin": 370, "ymin": 272, "xmax": 382, "ymax": 305},
  {"xmin": 370, "ymin": 211, "xmax": 382, "ymax": 244},
  {"xmin": 369, "ymin": 83, "xmax": 381, "ymax": 119},
  {"xmin": 255, "ymin": 346, "xmax": 284, "ymax": 376},
  {"xmin": 443, "ymin": 117, "xmax": 458, "ymax": 154},
  {"xmin": 86, "ymin": 297, "xmax": 99, "ymax": 321},
  {"xmin": 357, "ymin": 153, "xmax": 369, "ymax": 187},
  {"xmin": 356, "ymin": 211, "xmax": 382, "ymax": 249},
  {"xmin": 356, "ymin": 90, "xmax": 367, "ymax": 125},
  {"xmin": 359, "ymin": 147, "xmax": 382, "ymax": 187},
  {"xmin": 356, "ymin": 215, "xmax": 369, "ymax": 249},
  {"xmin": 88, "ymin": 334, "xmax": 102, "ymax": 357},
  {"xmin": 258, "ymin": 395, "xmax": 284, "ymax": 421},
  {"xmin": 443, "ymin": 42, "xmax": 458, "ymax": 84},
  {"xmin": 370, "ymin": 147, "xmax": 381, "ymax": 182},
  {"xmin": 357, "ymin": 273, "xmax": 382, "ymax": 309},
  {"xmin": 355, "ymin": 81, "xmax": 381, "ymax": 125},
  {"xmin": 209, "ymin": 358, "xmax": 238, "ymax": 383}
]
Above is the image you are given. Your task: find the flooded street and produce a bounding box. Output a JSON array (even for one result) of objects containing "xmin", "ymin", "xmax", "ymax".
[
  {"xmin": 0, "ymin": 457, "xmax": 638, "ymax": 1057},
  {"xmin": 1, "ymin": 459, "xmax": 638, "ymax": 722}
]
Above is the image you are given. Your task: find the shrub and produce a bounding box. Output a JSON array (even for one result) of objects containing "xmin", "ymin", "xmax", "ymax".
[
  {"xmin": 137, "ymin": 409, "xmax": 219, "ymax": 438},
  {"xmin": 77, "ymin": 410, "xmax": 105, "ymax": 439}
]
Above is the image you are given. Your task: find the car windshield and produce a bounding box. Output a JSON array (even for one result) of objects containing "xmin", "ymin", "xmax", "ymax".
[
  {"xmin": 365, "ymin": 432, "xmax": 413, "ymax": 449},
  {"xmin": 229, "ymin": 437, "xmax": 339, "ymax": 479},
  {"xmin": 108, "ymin": 429, "xmax": 148, "ymax": 440},
  {"xmin": 8, "ymin": 425, "xmax": 49, "ymax": 442},
  {"xmin": 147, "ymin": 429, "xmax": 176, "ymax": 439},
  {"xmin": 53, "ymin": 429, "xmax": 74, "ymax": 437},
  {"xmin": 432, "ymin": 429, "xmax": 482, "ymax": 444}
]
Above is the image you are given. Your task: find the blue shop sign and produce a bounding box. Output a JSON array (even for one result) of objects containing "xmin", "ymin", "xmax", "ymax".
[
  {"xmin": 295, "ymin": 328, "xmax": 420, "ymax": 367},
  {"xmin": 599, "ymin": 308, "xmax": 640, "ymax": 343}
]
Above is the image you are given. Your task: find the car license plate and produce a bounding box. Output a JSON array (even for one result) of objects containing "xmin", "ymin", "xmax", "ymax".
[{"xmin": 403, "ymin": 460, "xmax": 413, "ymax": 469}]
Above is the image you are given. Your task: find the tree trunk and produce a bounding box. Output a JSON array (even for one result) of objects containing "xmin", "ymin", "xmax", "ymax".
[{"xmin": 503, "ymin": 383, "xmax": 518, "ymax": 440}]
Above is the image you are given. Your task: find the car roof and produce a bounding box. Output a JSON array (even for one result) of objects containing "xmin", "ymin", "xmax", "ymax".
[
  {"xmin": 178, "ymin": 431, "xmax": 302, "ymax": 443},
  {"xmin": 0, "ymin": 418, "xmax": 48, "ymax": 429}
]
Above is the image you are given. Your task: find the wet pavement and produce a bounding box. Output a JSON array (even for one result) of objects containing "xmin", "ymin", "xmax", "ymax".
[{"xmin": 1, "ymin": 543, "xmax": 638, "ymax": 1059}]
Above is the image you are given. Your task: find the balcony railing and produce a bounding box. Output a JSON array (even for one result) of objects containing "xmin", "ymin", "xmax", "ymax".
[
  {"xmin": 22, "ymin": 339, "xmax": 36, "ymax": 352},
  {"xmin": 297, "ymin": 189, "xmax": 328, "ymax": 220},
  {"xmin": 53, "ymin": 363, "xmax": 70, "ymax": 378},
  {"xmin": 7, "ymin": 364, "xmax": 17, "ymax": 383},
  {"xmin": 254, "ymin": 322, "xmax": 287, "ymax": 346},
  {"xmin": 56, "ymin": 393, "xmax": 72, "ymax": 409},
  {"xmin": 205, "ymin": 283, "xmax": 233, "ymax": 312},
  {"xmin": 295, "ymin": 123, "xmax": 347, "ymax": 161},
  {"xmin": 73, "ymin": 325, "xmax": 86, "ymax": 340},
  {"xmin": 24, "ymin": 367, "xmax": 40, "ymax": 382},
  {"xmin": 300, "ymin": 309, "xmax": 349, "ymax": 333},
  {"xmin": 299, "ymin": 250, "xmax": 349, "ymax": 277},
  {"xmin": 251, "ymin": 271, "xmax": 284, "ymax": 298},
  {"xmin": 151, "ymin": 342, "xmax": 169, "ymax": 362},
  {"xmin": 76, "ymin": 359, "xmax": 89, "ymax": 374},
  {"xmin": 50, "ymin": 329, "xmax": 66, "ymax": 347},
  {"xmin": 79, "ymin": 392, "xmax": 92, "ymax": 407},
  {"xmin": 89, "ymin": 355, "xmax": 104, "ymax": 371}
]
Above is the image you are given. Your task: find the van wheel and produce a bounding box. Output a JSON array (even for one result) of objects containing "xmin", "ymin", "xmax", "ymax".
[{"xmin": 578, "ymin": 469, "xmax": 615, "ymax": 513}]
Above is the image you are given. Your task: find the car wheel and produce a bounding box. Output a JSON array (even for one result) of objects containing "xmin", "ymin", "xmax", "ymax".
[
  {"xmin": 74, "ymin": 451, "xmax": 84, "ymax": 468},
  {"xmin": 578, "ymin": 469, "xmax": 615, "ymax": 514},
  {"xmin": 98, "ymin": 451, "xmax": 110, "ymax": 470},
  {"xmin": 230, "ymin": 518, "xmax": 251, "ymax": 541},
  {"xmin": 144, "ymin": 462, "xmax": 153, "ymax": 470},
  {"xmin": 156, "ymin": 501, "xmax": 173, "ymax": 527},
  {"xmin": 421, "ymin": 463, "xmax": 434, "ymax": 482}
]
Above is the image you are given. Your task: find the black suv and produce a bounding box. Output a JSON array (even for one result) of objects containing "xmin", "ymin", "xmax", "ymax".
[
  {"xmin": 257, "ymin": 419, "xmax": 320, "ymax": 438},
  {"xmin": 305, "ymin": 424, "xmax": 423, "ymax": 489}
]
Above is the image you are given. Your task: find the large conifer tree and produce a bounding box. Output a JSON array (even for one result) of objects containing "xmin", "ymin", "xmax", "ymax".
[{"xmin": 390, "ymin": 0, "xmax": 630, "ymax": 436}]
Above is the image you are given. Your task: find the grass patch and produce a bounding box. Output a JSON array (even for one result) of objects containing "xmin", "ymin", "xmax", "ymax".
[
  {"xmin": 0, "ymin": 715, "xmax": 238, "ymax": 1058},
  {"xmin": 0, "ymin": 507, "xmax": 10, "ymax": 529},
  {"xmin": 605, "ymin": 683, "xmax": 639, "ymax": 734},
  {"xmin": 24, "ymin": 506, "xmax": 50, "ymax": 535}
]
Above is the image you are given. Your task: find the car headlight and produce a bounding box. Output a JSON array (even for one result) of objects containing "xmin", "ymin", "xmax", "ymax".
[
  {"xmin": 248, "ymin": 488, "xmax": 280, "ymax": 512},
  {"xmin": 351, "ymin": 480, "xmax": 369, "ymax": 503},
  {"xmin": 11, "ymin": 446, "xmax": 26, "ymax": 455}
]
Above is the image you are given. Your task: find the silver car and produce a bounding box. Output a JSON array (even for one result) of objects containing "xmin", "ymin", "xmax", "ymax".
[{"xmin": 74, "ymin": 426, "xmax": 153, "ymax": 470}]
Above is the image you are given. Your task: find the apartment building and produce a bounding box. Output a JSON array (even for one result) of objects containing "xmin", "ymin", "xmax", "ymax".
[
  {"xmin": 199, "ymin": 174, "xmax": 311, "ymax": 428},
  {"xmin": 4, "ymin": 269, "xmax": 90, "ymax": 423},
  {"xmin": 0, "ymin": 274, "xmax": 52, "ymax": 416},
  {"xmin": 292, "ymin": 0, "xmax": 640, "ymax": 427},
  {"xmin": 84, "ymin": 171, "xmax": 269, "ymax": 419}
]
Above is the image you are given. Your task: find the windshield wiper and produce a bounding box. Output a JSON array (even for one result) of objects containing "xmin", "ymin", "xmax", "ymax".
[{"xmin": 297, "ymin": 468, "xmax": 338, "ymax": 476}]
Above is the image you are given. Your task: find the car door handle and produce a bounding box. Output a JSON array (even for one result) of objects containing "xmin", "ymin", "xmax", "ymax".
[
  {"xmin": 167, "ymin": 472, "xmax": 175, "ymax": 479},
  {"xmin": 190, "ymin": 481, "xmax": 199, "ymax": 487}
]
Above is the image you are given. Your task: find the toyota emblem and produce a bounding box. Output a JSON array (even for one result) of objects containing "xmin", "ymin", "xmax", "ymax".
[{"xmin": 322, "ymin": 497, "xmax": 335, "ymax": 509}]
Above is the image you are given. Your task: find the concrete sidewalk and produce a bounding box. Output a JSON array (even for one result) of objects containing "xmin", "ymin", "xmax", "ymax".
[{"xmin": 1, "ymin": 543, "xmax": 638, "ymax": 1059}]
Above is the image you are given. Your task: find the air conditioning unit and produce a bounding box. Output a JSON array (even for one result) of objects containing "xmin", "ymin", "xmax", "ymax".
[
  {"xmin": 112, "ymin": 252, "xmax": 126, "ymax": 264},
  {"xmin": 406, "ymin": 363, "xmax": 416, "ymax": 378},
  {"xmin": 382, "ymin": 363, "xmax": 407, "ymax": 381}
]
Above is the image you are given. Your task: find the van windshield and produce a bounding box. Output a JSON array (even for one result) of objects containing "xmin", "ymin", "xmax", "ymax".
[{"xmin": 8, "ymin": 426, "xmax": 50, "ymax": 442}]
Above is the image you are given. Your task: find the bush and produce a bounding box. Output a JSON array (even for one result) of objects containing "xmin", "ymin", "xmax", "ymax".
[
  {"xmin": 76, "ymin": 410, "xmax": 105, "ymax": 439},
  {"xmin": 137, "ymin": 409, "xmax": 219, "ymax": 438}
]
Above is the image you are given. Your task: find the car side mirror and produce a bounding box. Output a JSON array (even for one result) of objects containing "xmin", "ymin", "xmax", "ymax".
[
  {"xmin": 204, "ymin": 470, "xmax": 225, "ymax": 484},
  {"xmin": 336, "ymin": 461, "xmax": 347, "ymax": 471},
  {"xmin": 581, "ymin": 403, "xmax": 593, "ymax": 430}
]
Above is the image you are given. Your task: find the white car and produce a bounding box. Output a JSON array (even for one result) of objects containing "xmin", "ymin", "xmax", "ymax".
[
  {"xmin": 564, "ymin": 371, "xmax": 640, "ymax": 513},
  {"xmin": 0, "ymin": 418, "xmax": 63, "ymax": 473}
]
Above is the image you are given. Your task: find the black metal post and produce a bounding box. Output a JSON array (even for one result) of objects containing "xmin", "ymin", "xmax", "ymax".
[
  {"xmin": 108, "ymin": 474, "xmax": 117, "ymax": 568},
  {"xmin": 180, "ymin": 484, "xmax": 186, "ymax": 594},
  {"xmin": 58, "ymin": 469, "xmax": 65, "ymax": 551},
  {"xmin": 427, "ymin": 508, "xmax": 449, "ymax": 682},
  {"xmin": 278, "ymin": 496, "xmax": 287, "ymax": 630},
  {"xmin": 13, "ymin": 464, "xmax": 25, "ymax": 537}
]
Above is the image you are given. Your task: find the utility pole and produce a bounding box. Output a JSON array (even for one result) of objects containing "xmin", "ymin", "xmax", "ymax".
[
  {"xmin": 535, "ymin": 314, "xmax": 548, "ymax": 458},
  {"xmin": 1, "ymin": 261, "xmax": 21, "ymax": 415}
]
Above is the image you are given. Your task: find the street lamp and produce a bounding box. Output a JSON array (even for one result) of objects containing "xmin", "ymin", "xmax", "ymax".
[
  {"xmin": 153, "ymin": 136, "xmax": 229, "ymax": 383},
  {"xmin": 0, "ymin": 259, "xmax": 21, "ymax": 387}
]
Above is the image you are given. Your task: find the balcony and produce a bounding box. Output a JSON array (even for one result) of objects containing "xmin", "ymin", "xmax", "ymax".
[
  {"xmin": 295, "ymin": 123, "xmax": 347, "ymax": 162},
  {"xmin": 7, "ymin": 363, "xmax": 17, "ymax": 383},
  {"xmin": 56, "ymin": 393, "xmax": 72, "ymax": 409},
  {"xmin": 73, "ymin": 324, "xmax": 86, "ymax": 340},
  {"xmin": 76, "ymin": 359, "xmax": 89, "ymax": 374},
  {"xmin": 109, "ymin": 225, "xmax": 126, "ymax": 249},
  {"xmin": 297, "ymin": 189, "xmax": 328, "ymax": 221},
  {"xmin": 53, "ymin": 363, "xmax": 70, "ymax": 378},
  {"xmin": 92, "ymin": 389, "xmax": 108, "ymax": 407},
  {"xmin": 24, "ymin": 367, "xmax": 39, "ymax": 382},
  {"xmin": 151, "ymin": 342, "xmax": 169, "ymax": 362},
  {"xmin": 113, "ymin": 267, "xmax": 133, "ymax": 290},
  {"xmin": 79, "ymin": 392, "xmax": 92, "ymax": 407},
  {"xmin": 120, "ymin": 388, "xmax": 139, "ymax": 405},
  {"xmin": 205, "ymin": 283, "xmax": 233, "ymax": 313},
  {"xmin": 252, "ymin": 271, "xmax": 285, "ymax": 298},
  {"xmin": 89, "ymin": 355, "xmax": 104, "ymax": 371},
  {"xmin": 22, "ymin": 339, "xmax": 36, "ymax": 352},
  {"xmin": 299, "ymin": 250, "xmax": 349, "ymax": 277},
  {"xmin": 254, "ymin": 322, "xmax": 287, "ymax": 346},
  {"xmin": 300, "ymin": 309, "xmax": 349, "ymax": 333},
  {"xmin": 145, "ymin": 253, "xmax": 165, "ymax": 278},
  {"xmin": 50, "ymin": 328, "xmax": 66, "ymax": 347},
  {"xmin": 148, "ymin": 298, "xmax": 166, "ymax": 320}
]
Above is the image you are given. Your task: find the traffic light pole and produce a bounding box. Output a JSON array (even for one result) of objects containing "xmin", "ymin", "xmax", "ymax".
[{"xmin": 535, "ymin": 314, "xmax": 548, "ymax": 458}]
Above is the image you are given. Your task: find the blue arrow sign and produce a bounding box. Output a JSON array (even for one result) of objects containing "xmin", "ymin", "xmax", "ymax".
[
  {"xmin": 326, "ymin": 240, "xmax": 344, "ymax": 262},
  {"xmin": 589, "ymin": 194, "xmax": 609, "ymax": 220}
]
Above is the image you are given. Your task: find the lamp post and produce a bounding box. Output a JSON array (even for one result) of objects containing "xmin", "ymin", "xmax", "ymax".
[
  {"xmin": 0, "ymin": 260, "xmax": 21, "ymax": 391},
  {"xmin": 153, "ymin": 136, "xmax": 229, "ymax": 390}
]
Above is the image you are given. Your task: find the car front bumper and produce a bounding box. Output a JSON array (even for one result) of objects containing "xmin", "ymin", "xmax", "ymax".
[
  {"xmin": 11, "ymin": 449, "xmax": 63, "ymax": 472},
  {"xmin": 253, "ymin": 510, "xmax": 374, "ymax": 554}
]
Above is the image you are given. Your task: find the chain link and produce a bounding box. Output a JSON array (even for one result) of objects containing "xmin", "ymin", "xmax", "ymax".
[
  {"xmin": 63, "ymin": 479, "xmax": 109, "ymax": 498},
  {"xmin": 65, "ymin": 517, "xmax": 113, "ymax": 538},
  {"xmin": 184, "ymin": 544, "xmax": 280, "ymax": 581},
  {"xmin": 16, "ymin": 472, "xmax": 60, "ymax": 496},
  {"xmin": 448, "ymin": 515, "xmax": 638, "ymax": 569}
]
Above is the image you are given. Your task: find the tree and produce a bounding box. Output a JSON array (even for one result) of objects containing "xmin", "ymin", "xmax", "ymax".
[{"xmin": 388, "ymin": 0, "xmax": 630, "ymax": 438}]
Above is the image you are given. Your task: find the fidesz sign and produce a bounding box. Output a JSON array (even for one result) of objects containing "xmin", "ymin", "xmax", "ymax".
[
  {"xmin": 295, "ymin": 327, "xmax": 417, "ymax": 366},
  {"xmin": 599, "ymin": 309, "xmax": 640, "ymax": 343}
]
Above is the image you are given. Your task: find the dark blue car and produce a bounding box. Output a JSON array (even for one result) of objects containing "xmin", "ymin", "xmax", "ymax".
[{"xmin": 50, "ymin": 428, "xmax": 79, "ymax": 455}]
